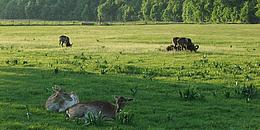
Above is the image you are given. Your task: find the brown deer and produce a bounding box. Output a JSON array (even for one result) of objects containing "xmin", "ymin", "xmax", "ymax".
[
  {"xmin": 66, "ymin": 96, "xmax": 133, "ymax": 120},
  {"xmin": 45, "ymin": 87, "xmax": 79, "ymax": 112}
]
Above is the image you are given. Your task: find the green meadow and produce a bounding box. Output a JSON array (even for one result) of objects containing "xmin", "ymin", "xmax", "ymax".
[{"xmin": 0, "ymin": 24, "xmax": 260, "ymax": 129}]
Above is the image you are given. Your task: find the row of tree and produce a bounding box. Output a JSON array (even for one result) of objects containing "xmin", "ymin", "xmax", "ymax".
[{"xmin": 0, "ymin": 0, "xmax": 259, "ymax": 23}]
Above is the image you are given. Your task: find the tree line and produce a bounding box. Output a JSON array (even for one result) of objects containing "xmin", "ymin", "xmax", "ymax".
[{"xmin": 0, "ymin": 0, "xmax": 259, "ymax": 23}]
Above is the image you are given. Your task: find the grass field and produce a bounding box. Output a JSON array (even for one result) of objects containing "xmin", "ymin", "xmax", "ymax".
[{"xmin": 0, "ymin": 24, "xmax": 260, "ymax": 129}]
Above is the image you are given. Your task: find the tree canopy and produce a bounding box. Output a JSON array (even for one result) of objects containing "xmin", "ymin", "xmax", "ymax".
[{"xmin": 0, "ymin": 0, "xmax": 259, "ymax": 23}]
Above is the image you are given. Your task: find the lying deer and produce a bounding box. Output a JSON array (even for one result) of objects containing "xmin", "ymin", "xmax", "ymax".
[
  {"xmin": 66, "ymin": 96, "xmax": 133, "ymax": 120},
  {"xmin": 45, "ymin": 87, "xmax": 79, "ymax": 112}
]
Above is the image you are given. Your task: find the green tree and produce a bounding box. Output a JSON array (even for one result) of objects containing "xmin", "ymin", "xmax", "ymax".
[
  {"xmin": 162, "ymin": 0, "xmax": 174, "ymax": 21},
  {"xmin": 80, "ymin": 0, "xmax": 100, "ymax": 21},
  {"xmin": 182, "ymin": 0, "xmax": 195, "ymax": 23},
  {"xmin": 97, "ymin": 0, "xmax": 118, "ymax": 22},
  {"xmin": 122, "ymin": 6, "xmax": 135, "ymax": 22},
  {"xmin": 240, "ymin": 1, "xmax": 249, "ymax": 23},
  {"xmin": 222, "ymin": 7, "xmax": 232, "ymax": 23},
  {"xmin": 150, "ymin": 2, "xmax": 160, "ymax": 21},
  {"xmin": 162, "ymin": 0, "xmax": 179, "ymax": 22},
  {"xmin": 25, "ymin": 0, "xmax": 40, "ymax": 19},
  {"xmin": 70, "ymin": 0, "xmax": 86, "ymax": 20},
  {"xmin": 211, "ymin": 0, "xmax": 225, "ymax": 23},
  {"xmin": 248, "ymin": 0, "xmax": 258, "ymax": 23},
  {"xmin": 2, "ymin": 0, "xmax": 25, "ymax": 19},
  {"xmin": 193, "ymin": 0, "xmax": 205, "ymax": 23},
  {"xmin": 81, "ymin": 3, "xmax": 91, "ymax": 21},
  {"xmin": 0, "ymin": 0, "xmax": 258, "ymax": 23},
  {"xmin": 141, "ymin": 0, "xmax": 152, "ymax": 21},
  {"xmin": 16, "ymin": 0, "xmax": 27, "ymax": 19},
  {"xmin": 203, "ymin": 0, "xmax": 214, "ymax": 22},
  {"xmin": 0, "ymin": 0, "xmax": 10, "ymax": 18},
  {"xmin": 150, "ymin": 1, "xmax": 167, "ymax": 21},
  {"xmin": 172, "ymin": 0, "xmax": 184, "ymax": 22},
  {"xmin": 230, "ymin": 7, "xmax": 240, "ymax": 23},
  {"xmin": 256, "ymin": 0, "xmax": 260, "ymax": 23},
  {"xmin": 116, "ymin": 0, "xmax": 137, "ymax": 22}
]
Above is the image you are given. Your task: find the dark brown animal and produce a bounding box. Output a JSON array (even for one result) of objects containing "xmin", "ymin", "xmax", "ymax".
[
  {"xmin": 172, "ymin": 37, "xmax": 192, "ymax": 51},
  {"xmin": 177, "ymin": 37, "xmax": 192, "ymax": 50},
  {"xmin": 169, "ymin": 37, "xmax": 199, "ymax": 52},
  {"xmin": 168, "ymin": 37, "xmax": 182, "ymax": 51},
  {"xmin": 166, "ymin": 45, "xmax": 174, "ymax": 51},
  {"xmin": 59, "ymin": 35, "xmax": 72, "ymax": 47},
  {"xmin": 187, "ymin": 44, "xmax": 199, "ymax": 52},
  {"xmin": 176, "ymin": 37, "xmax": 199, "ymax": 52},
  {"xmin": 172, "ymin": 37, "xmax": 179, "ymax": 47},
  {"xmin": 166, "ymin": 44, "xmax": 182, "ymax": 51}
]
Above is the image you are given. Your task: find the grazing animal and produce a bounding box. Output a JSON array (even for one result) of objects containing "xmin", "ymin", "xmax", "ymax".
[
  {"xmin": 59, "ymin": 35, "xmax": 72, "ymax": 47},
  {"xmin": 172, "ymin": 37, "xmax": 180, "ymax": 47},
  {"xmin": 172, "ymin": 37, "xmax": 183, "ymax": 51},
  {"xmin": 187, "ymin": 44, "xmax": 199, "ymax": 52},
  {"xmin": 171, "ymin": 37, "xmax": 193, "ymax": 51},
  {"xmin": 176, "ymin": 37, "xmax": 192, "ymax": 50},
  {"xmin": 166, "ymin": 45, "xmax": 174, "ymax": 51},
  {"xmin": 169, "ymin": 37, "xmax": 200, "ymax": 52},
  {"xmin": 65, "ymin": 42, "xmax": 72, "ymax": 47},
  {"xmin": 166, "ymin": 45, "xmax": 181, "ymax": 51},
  {"xmin": 167, "ymin": 37, "xmax": 180, "ymax": 51},
  {"xmin": 46, "ymin": 87, "xmax": 79, "ymax": 112},
  {"xmin": 179, "ymin": 38, "xmax": 199, "ymax": 52},
  {"xmin": 66, "ymin": 96, "xmax": 133, "ymax": 120}
]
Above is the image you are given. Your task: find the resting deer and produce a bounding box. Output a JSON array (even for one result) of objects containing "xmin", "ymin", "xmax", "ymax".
[
  {"xmin": 66, "ymin": 96, "xmax": 133, "ymax": 120},
  {"xmin": 45, "ymin": 87, "xmax": 79, "ymax": 112}
]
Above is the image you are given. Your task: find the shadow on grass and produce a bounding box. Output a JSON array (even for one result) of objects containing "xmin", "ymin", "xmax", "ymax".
[{"xmin": 0, "ymin": 66, "xmax": 259, "ymax": 129}]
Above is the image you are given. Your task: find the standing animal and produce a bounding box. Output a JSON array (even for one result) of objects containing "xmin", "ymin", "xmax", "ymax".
[
  {"xmin": 66, "ymin": 96, "xmax": 133, "ymax": 120},
  {"xmin": 59, "ymin": 35, "xmax": 72, "ymax": 47},
  {"xmin": 46, "ymin": 87, "xmax": 79, "ymax": 112}
]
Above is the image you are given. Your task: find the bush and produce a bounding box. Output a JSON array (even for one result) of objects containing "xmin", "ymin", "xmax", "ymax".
[
  {"xmin": 84, "ymin": 111, "xmax": 104, "ymax": 126},
  {"xmin": 116, "ymin": 112, "xmax": 134, "ymax": 125}
]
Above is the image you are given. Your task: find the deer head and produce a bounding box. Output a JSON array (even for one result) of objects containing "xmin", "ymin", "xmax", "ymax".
[{"xmin": 114, "ymin": 96, "xmax": 133, "ymax": 113}]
